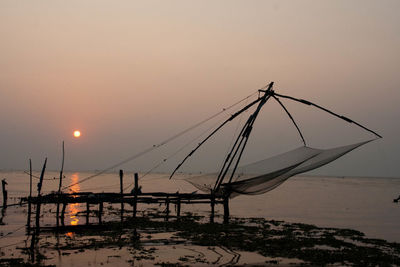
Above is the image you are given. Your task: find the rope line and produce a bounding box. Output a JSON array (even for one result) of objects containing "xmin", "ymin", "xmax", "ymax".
[
  {"xmin": 272, "ymin": 96, "xmax": 307, "ymax": 146},
  {"xmin": 0, "ymin": 240, "xmax": 26, "ymax": 249},
  {"xmin": 219, "ymin": 96, "xmax": 251, "ymax": 172},
  {"xmin": 123, "ymin": 114, "xmax": 230, "ymax": 191},
  {"xmin": 62, "ymin": 90, "xmax": 259, "ymax": 190},
  {"xmin": 23, "ymin": 171, "xmax": 59, "ymax": 181},
  {"xmin": 274, "ymin": 92, "xmax": 382, "ymax": 138},
  {"xmin": 169, "ymin": 83, "xmax": 273, "ymax": 180},
  {"xmin": 0, "ymin": 225, "xmax": 25, "ymax": 240}
]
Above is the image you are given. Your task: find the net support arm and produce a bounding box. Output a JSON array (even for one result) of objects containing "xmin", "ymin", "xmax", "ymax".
[
  {"xmin": 169, "ymin": 96, "xmax": 263, "ymax": 179},
  {"xmin": 272, "ymin": 96, "xmax": 307, "ymax": 146},
  {"xmin": 274, "ymin": 93, "xmax": 382, "ymax": 139},
  {"xmin": 215, "ymin": 82, "xmax": 274, "ymax": 191}
]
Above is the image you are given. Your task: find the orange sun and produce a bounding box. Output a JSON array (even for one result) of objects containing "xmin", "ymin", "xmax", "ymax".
[{"xmin": 73, "ymin": 130, "xmax": 81, "ymax": 138}]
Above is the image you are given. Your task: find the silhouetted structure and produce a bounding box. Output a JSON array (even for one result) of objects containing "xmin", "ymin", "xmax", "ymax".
[{"xmin": 2, "ymin": 179, "xmax": 7, "ymax": 208}]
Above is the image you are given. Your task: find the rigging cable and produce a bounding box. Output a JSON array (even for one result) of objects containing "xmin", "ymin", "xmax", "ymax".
[
  {"xmin": 274, "ymin": 92, "xmax": 382, "ymax": 139},
  {"xmin": 272, "ymin": 96, "xmax": 307, "ymax": 146},
  {"xmin": 169, "ymin": 93, "xmax": 265, "ymax": 179},
  {"xmin": 23, "ymin": 171, "xmax": 60, "ymax": 181},
  {"xmin": 214, "ymin": 83, "xmax": 274, "ymax": 190},
  {"xmin": 123, "ymin": 114, "xmax": 230, "ymax": 191},
  {"xmin": 219, "ymin": 95, "xmax": 251, "ymax": 173},
  {"xmin": 0, "ymin": 225, "xmax": 25, "ymax": 240},
  {"xmin": 223, "ymin": 88, "xmax": 273, "ymax": 188},
  {"xmin": 62, "ymin": 90, "xmax": 260, "ymax": 190}
]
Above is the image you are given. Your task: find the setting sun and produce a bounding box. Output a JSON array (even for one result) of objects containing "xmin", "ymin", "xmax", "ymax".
[{"xmin": 73, "ymin": 130, "xmax": 81, "ymax": 138}]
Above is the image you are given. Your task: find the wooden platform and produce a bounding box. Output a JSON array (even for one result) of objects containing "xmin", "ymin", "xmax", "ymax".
[
  {"xmin": 23, "ymin": 190, "xmax": 229, "ymax": 229},
  {"xmin": 19, "ymin": 169, "xmax": 231, "ymax": 231},
  {"xmin": 24, "ymin": 192, "xmax": 223, "ymax": 205}
]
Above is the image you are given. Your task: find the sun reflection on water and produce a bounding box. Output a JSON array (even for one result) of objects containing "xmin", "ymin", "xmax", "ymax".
[
  {"xmin": 68, "ymin": 173, "xmax": 81, "ymax": 226},
  {"xmin": 65, "ymin": 232, "xmax": 75, "ymax": 238}
]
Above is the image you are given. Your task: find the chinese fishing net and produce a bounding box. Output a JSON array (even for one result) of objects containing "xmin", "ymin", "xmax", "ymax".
[{"xmin": 185, "ymin": 139, "xmax": 373, "ymax": 198}]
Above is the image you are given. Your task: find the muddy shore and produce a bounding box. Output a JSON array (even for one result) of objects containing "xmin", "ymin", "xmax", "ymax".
[{"xmin": 1, "ymin": 209, "xmax": 399, "ymax": 266}]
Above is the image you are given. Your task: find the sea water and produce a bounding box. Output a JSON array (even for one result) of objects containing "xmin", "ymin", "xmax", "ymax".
[{"xmin": 1, "ymin": 171, "xmax": 399, "ymax": 242}]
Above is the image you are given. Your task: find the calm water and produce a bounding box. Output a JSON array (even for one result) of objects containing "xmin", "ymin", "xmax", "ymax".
[{"xmin": 1, "ymin": 171, "xmax": 400, "ymax": 242}]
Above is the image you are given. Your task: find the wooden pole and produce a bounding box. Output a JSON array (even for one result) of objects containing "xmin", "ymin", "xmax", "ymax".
[
  {"xmin": 98, "ymin": 202, "xmax": 103, "ymax": 224},
  {"xmin": 86, "ymin": 202, "xmax": 90, "ymax": 225},
  {"xmin": 56, "ymin": 141, "xmax": 65, "ymax": 228},
  {"xmin": 30, "ymin": 229, "xmax": 36, "ymax": 263},
  {"xmin": 210, "ymin": 192, "xmax": 215, "ymax": 223},
  {"xmin": 36, "ymin": 158, "xmax": 47, "ymax": 231},
  {"xmin": 61, "ymin": 202, "xmax": 66, "ymax": 226},
  {"xmin": 133, "ymin": 173, "xmax": 138, "ymax": 218},
  {"xmin": 27, "ymin": 159, "xmax": 32, "ymax": 228},
  {"xmin": 1, "ymin": 179, "xmax": 7, "ymax": 208},
  {"xmin": 223, "ymin": 196, "xmax": 229, "ymax": 224},
  {"xmin": 29, "ymin": 159, "xmax": 33, "ymax": 197},
  {"xmin": 37, "ymin": 158, "xmax": 46, "ymax": 195},
  {"xmin": 35, "ymin": 201, "xmax": 41, "ymax": 231},
  {"xmin": 119, "ymin": 170, "xmax": 124, "ymax": 222},
  {"xmin": 165, "ymin": 196, "xmax": 170, "ymax": 221},
  {"xmin": 176, "ymin": 196, "xmax": 181, "ymax": 219}
]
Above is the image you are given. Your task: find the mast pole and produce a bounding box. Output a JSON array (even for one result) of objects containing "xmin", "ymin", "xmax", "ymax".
[
  {"xmin": 214, "ymin": 82, "xmax": 274, "ymax": 192},
  {"xmin": 169, "ymin": 92, "xmax": 264, "ymax": 179},
  {"xmin": 274, "ymin": 92, "xmax": 382, "ymax": 139}
]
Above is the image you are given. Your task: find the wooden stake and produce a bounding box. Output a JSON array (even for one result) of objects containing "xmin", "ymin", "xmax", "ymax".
[
  {"xmin": 210, "ymin": 192, "xmax": 215, "ymax": 223},
  {"xmin": 86, "ymin": 202, "xmax": 90, "ymax": 225},
  {"xmin": 36, "ymin": 158, "xmax": 47, "ymax": 231},
  {"xmin": 29, "ymin": 159, "xmax": 33, "ymax": 197},
  {"xmin": 133, "ymin": 173, "xmax": 138, "ymax": 218},
  {"xmin": 61, "ymin": 202, "xmax": 66, "ymax": 226},
  {"xmin": 27, "ymin": 159, "xmax": 32, "ymax": 228},
  {"xmin": 56, "ymin": 141, "xmax": 65, "ymax": 228},
  {"xmin": 119, "ymin": 170, "xmax": 124, "ymax": 222},
  {"xmin": 166, "ymin": 196, "xmax": 170, "ymax": 221},
  {"xmin": 176, "ymin": 196, "xmax": 181, "ymax": 219},
  {"xmin": 98, "ymin": 202, "xmax": 103, "ymax": 224},
  {"xmin": 1, "ymin": 179, "xmax": 7, "ymax": 208},
  {"xmin": 223, "ymin": 196, "xmax": 229, "ymax": 224},
  {"xmin": 37, "ymin": 158, "xmax": 46, "ymax": 195},
  {"xmin": 30, "ymin": 229, "xmax": 36, "ymax": 263},
  {"xmin": 35, "ymin": 203, "xmax": 41, "ymax": 231}
]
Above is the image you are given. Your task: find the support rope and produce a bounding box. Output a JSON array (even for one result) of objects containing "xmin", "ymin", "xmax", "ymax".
[
  {"xmin": 272, "ymin": 96, "xmax": 307, "ymax": 146},
  {"xmin": 274, "ymin": 92, "xmax": 382, "ymax": 138},
  {"xmin": 62, "ymin": 90, "xmax": 260, "ymax": 190},
  {"xmin": 123, "ymin": 115, "xmax": 230, "ymax": 191}
]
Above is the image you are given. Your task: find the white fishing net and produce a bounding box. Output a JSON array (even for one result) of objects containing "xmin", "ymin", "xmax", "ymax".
[{"xmin": 185, "ymin": 140, "xmax": 373, "ymax": 198}]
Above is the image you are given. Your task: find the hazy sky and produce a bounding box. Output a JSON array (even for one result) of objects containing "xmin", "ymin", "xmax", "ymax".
[{"xmin": 1, "ymin": 0, "xmax": 399, "ymax": 177}]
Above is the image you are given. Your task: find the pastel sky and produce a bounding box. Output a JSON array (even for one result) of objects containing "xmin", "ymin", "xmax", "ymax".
[{"xmin": 1, "ymin": 0, "xmax": 399, "ymax": 177}]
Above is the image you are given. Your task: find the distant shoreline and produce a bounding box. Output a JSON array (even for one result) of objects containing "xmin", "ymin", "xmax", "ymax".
[{"xmin": 1, "ymin": 169, "xmax": 399, "ymax": 180}]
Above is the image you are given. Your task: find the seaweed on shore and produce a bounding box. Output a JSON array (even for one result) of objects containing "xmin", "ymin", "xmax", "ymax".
[{"xmin": 11, "ymin": 212, "xmax": 400, "ymax": 266}]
